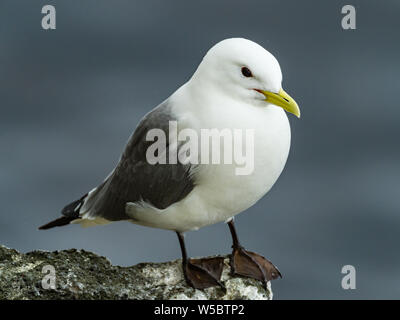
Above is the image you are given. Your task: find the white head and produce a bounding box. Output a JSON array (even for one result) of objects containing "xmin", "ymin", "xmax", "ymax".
[{"xmin": 191, "ymin": 38, "xmax": 300, "ymax": 117}]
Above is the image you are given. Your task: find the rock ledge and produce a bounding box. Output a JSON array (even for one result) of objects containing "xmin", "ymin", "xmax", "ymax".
[{"xmin": 0, "ymin": 245, "xmax": 272, "ymax": 300}]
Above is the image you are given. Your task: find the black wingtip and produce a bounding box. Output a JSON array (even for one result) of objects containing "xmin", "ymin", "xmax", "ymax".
[
  {"xmin": 39, "ymin": 194, "xmax": 88, "ymax": 230},
  {"xmin": 38, "ymin": 216, "xmax": 77, "ymax": 230}
]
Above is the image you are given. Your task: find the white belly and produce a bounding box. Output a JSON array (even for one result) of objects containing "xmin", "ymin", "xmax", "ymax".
[{"xmin": 127, "ymin": 104, "xmax": 291, "ymax": 232}]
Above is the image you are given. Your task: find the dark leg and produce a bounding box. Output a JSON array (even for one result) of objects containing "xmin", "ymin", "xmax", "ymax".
[
  {"xmin": 227, "ymin": 219, "xmax": 281, "ymax": 289},
  {"xmin": 176, "ymin": 232, "xmax": 225, "ymax": 290}
]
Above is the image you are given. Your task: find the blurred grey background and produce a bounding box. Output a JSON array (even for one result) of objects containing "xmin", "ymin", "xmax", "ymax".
[{"xmin": 1, "ymin": 0, "xmax": 399, "ymax": 299}]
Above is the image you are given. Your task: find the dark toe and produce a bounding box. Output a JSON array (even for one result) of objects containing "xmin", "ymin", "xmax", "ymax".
[
  {"xmin": 184, "ymin": 256, "xmax": 225, "ymax": 290},
  {"xmin": 230, "ymin": 248, "xmax": 282, "ymax": 284}
]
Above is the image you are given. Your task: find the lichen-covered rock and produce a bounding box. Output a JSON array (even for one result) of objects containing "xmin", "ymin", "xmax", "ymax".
[{"xmin": 0, "ymin": 245, "xmax": 272, "ymax": 300}]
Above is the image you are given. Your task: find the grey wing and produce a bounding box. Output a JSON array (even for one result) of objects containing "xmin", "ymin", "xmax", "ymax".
[{"xmin": 80, "ymin": 100, "xmax": 195, "ymax": 221}]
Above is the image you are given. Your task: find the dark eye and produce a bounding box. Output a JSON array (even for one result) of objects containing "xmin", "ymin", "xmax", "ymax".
[{"xmin": 241, "ymin": 67, "xmax": 253, "ymax": 78}]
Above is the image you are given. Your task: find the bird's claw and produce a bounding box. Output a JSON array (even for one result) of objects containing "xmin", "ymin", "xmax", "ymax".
[
  {"xmin": 230, "ymin": 246, "xmax": 281, "ymax": 289},
  {"xmin": 183, "ymin": 256, "xmax": 225, "ymax": 290}
]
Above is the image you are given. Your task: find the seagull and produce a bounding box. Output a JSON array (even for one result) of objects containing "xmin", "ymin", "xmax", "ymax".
[{"xmin": 39, "ymin": 38, "xmax": 300, "ymax": 290}]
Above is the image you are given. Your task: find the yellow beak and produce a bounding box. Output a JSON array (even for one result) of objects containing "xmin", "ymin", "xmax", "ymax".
[{"xmin": 259, "ymin": 88, "xmax": 300, "ymax": 118}]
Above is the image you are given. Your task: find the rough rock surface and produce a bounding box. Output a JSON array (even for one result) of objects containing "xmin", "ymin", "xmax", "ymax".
[{"xmin": 0, "ymin": 245, "xmax": 272, "ymax": 300}]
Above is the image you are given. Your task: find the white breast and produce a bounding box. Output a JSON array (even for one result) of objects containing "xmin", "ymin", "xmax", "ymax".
[{"xmin": 185, "ymin": 101, "xmax": 291, "ymax": 226}]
